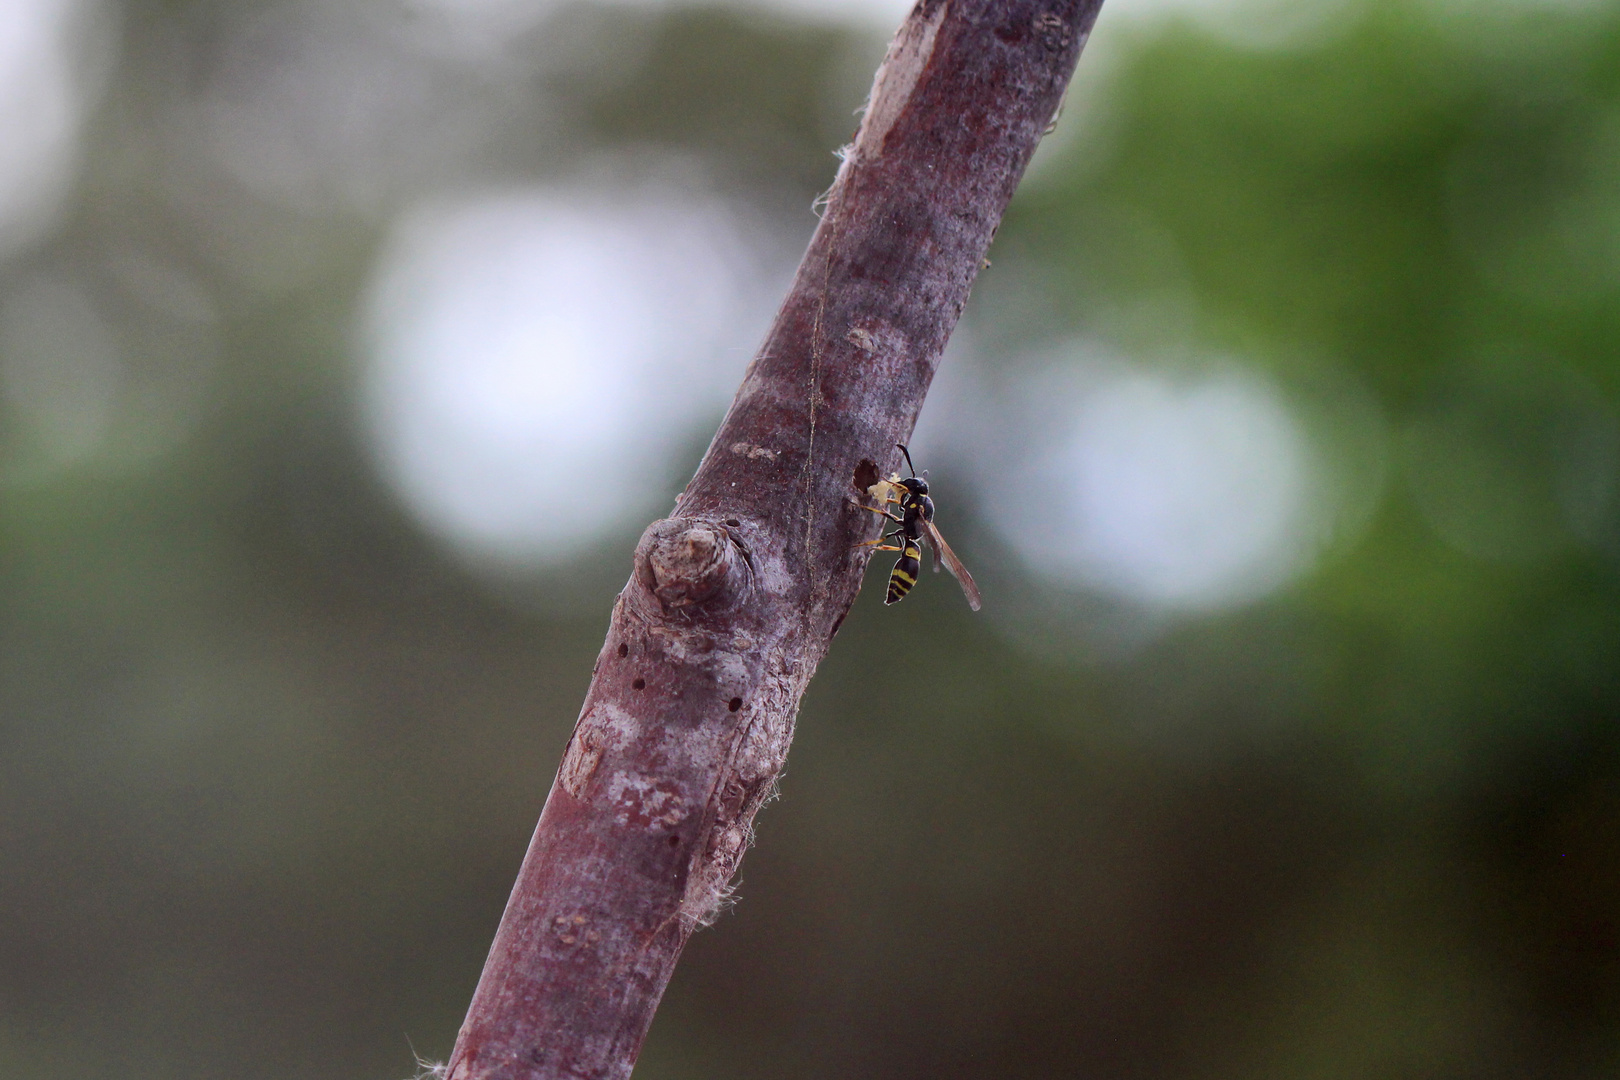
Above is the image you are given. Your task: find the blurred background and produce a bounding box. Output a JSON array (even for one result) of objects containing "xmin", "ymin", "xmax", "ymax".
[{"xmin": 3, "ymin": 0, "xmax": 1620, "ymax": 1075}]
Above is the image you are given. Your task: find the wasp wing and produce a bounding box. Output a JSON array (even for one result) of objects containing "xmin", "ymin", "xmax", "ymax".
[{"xmin": 920, "ymin": 519, "xmax": 982, "ymax": 611}]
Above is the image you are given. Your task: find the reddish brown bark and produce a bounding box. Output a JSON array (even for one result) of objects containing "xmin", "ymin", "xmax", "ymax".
[{"xmin": 443, "ymin": 1, "xmax": 1103, "ymax": 1076}]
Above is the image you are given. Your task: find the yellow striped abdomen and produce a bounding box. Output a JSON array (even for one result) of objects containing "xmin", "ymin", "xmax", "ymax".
[{"xmin": 885, "ymin": 540, "xmax": 922, "ymax": 604}]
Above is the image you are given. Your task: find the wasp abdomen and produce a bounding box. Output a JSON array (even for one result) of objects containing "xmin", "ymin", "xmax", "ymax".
[{"xmin": 885, "ymin": 539, "xmax": 922, "ymax": 604}]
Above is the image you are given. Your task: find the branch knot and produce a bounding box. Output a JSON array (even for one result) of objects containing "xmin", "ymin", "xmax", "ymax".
[{"xmin": 635, "ymin": 518, "xmax": 748, "ymax": 611}]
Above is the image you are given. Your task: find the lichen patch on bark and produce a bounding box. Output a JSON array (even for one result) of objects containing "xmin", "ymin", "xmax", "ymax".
[
  {"xmin": 604, "ymin": 772, "xmax": 691, "ymax": 830},
  {"xmin": 851, "ymin": 0, "xmax": 950, "ymax": 166}
]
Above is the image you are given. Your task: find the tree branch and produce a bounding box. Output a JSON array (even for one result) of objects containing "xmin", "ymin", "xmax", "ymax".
[{"xmin": 444, "ymin": 1, "xmax": 1102, "ymax": 1075}]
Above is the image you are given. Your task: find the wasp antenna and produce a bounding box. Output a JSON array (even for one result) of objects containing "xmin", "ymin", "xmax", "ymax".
[{"xmin": 896, "ymin": 443, "xmax": 918, "ymax": 478}]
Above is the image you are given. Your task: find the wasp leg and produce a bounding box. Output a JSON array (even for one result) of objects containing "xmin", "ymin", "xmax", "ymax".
[
  {"xmin": 856, "ymin": 506, "xmax": 903, "ymax": 550},
  {"xmin": 859, "ymin": 527, "xmax": 905, "ymax": 552}
]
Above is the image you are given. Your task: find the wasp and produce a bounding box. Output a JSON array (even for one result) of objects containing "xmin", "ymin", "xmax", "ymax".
[{"xmin": 860, "ymin": 444, "xmax": 982, "ymax": 610}]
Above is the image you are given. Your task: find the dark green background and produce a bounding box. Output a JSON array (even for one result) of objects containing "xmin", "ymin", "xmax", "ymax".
[{"xmin": 3, "ymin": 0, "xmax": 1618, "ymax": 1076}]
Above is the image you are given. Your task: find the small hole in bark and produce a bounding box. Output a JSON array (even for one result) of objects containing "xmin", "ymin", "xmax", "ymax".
[
  {"xmin": 668, "ymin": 835, "xmax": 681, "ymax": 847},
  {"xmin": 830, "ymin": 613, "xmax": 846, "ymax": 638},
  {"xmin": 728, "ymin": 697, "xmax": 742, "ymax": 712},
  {"xmin": 633, "ymin": 678, "xmax": 646, "ymax": 690},
  {"xmin": 853, "ymin": 458, "xmax": 880, "ymax": 492},
  {"xmin": 725, "ymin": 518, "xmax": 740, "ymax": 527},
  {"xmin": 617, "ymin": 643, "xmax": 628, "ymax": 658}
]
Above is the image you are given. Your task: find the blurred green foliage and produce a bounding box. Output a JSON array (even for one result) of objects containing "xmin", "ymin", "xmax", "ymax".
[{"xmin": 3, "ymin": 1, "xmax": 1620, "ymax": 1078}]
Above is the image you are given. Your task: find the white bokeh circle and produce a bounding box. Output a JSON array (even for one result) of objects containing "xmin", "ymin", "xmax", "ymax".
[
  {"xmin": 990, "ymin": 360, "xmax": 1320, "ymax": 611},
  {"xmin": 0, "ymin": 0, "xmax": 106, "ymax": 262},
  {"xmin": 361, "ymin": 185, "xmax": 772, "ymax": 566}
]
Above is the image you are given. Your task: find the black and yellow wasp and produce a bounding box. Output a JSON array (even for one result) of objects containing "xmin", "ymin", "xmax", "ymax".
[{"xmin": 861, "ymin": 444, "xmax": 982, "ymax": 610}]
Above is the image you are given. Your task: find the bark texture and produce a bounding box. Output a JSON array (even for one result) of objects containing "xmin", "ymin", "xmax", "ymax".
[{"xmin": 444, "ymin": 1, "xmax": 1103, "ymax": 1076}]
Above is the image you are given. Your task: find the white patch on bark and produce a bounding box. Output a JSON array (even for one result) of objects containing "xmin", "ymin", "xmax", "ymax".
[
  {"xmin": 845, "ymin": 0, "xmax": 949, "ymax": 171},
  {"xmin": 729, "ymin": 441, "xmax": 779, "ymax": 461},
  {"xmin": 605, "ymin": 771, "xmax": 691, "ymax": 830},
  {"xmin": 844, "ymin": 318, "xmax": 906, "ymax": 362},
  {"xmin": 559, "ymin": 702, "xmax": 642, "ymax": 798}
]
